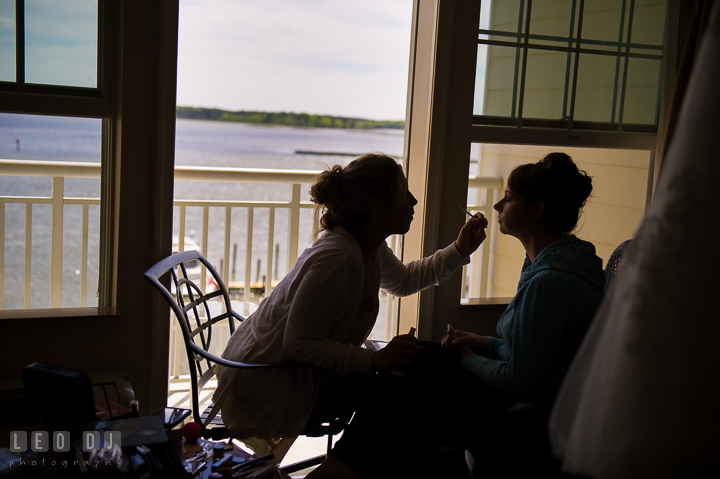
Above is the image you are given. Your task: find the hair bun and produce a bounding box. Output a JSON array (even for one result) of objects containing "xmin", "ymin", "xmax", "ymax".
[
  {"xmin": 541, "ymin": 152, "xmax": 576, "ymax": 172},
  {"xmin": 507, "ymin": 152, "xmax": 593, "ymax": 234},
  {"xmin": 311, "ymin": 165, "xmax": 344, "ymax": 206},
  {"xmin": 543, "ymin": 152, "xmax": 593, "ymax": 206},
  {"xmin": 309, "ymin": 154, "xmax": 407, "ymax": 234}
]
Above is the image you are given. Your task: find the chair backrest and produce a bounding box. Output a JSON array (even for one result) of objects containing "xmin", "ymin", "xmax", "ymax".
[
  {"xmin": 144, "ymin": 250, "xmax": 243, "ymax": 426},
  {"xmin": 604, "ymin": 240, "xmax": 632, "ymax": 299}
]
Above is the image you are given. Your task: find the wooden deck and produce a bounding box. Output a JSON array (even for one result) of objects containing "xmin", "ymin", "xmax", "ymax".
[{"xmin": 167, "ymin": 375, "xmax": 215, "ymax": 411}]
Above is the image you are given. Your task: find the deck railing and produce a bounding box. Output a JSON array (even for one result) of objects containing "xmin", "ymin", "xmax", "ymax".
[
  {"xmin": 464, "ymin": 175, "xmax": 503, "ymax": 299},
  {"xmin": 0, "ymin": 159, "xmax": 501, "ymax": 373},
  {"xmin": 0, "ymin": 160, "xmax": 102, "ymax": 309}
]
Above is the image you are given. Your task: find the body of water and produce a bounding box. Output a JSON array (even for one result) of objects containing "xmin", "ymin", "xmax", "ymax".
[{"xmin": 0, "ymin": 113, "xmax": 405, "ymax": 313}]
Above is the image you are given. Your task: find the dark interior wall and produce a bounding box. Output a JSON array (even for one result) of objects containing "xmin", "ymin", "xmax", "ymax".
[
  {"xmin": 0, "ymin": 309, "xmax": 124, "ymax": 390},
  {"xmin": 0, "ymin": 2, "xmax": 179, "ymax": 417},
  {"xmin": 112, "ymin": 0, "xmax": 178, "ymax": 416},
  {"xmin": 452, "ymin": 301, "xmax": 512, "ymax": 337}
]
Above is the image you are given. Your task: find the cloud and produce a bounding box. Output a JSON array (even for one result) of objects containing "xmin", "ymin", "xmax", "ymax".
[{"xmin": 177, "ymin": 0, "xmax": 413, "ymax": 120}]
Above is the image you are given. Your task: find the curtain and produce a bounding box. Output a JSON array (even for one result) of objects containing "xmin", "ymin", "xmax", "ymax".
[
  {"xmin": 655, "ymin": 0, "xmax": 715, "ymax": 187},
  {"xmin": 548, "ymin": 2, "xmax": 720, "ymax": 477}
]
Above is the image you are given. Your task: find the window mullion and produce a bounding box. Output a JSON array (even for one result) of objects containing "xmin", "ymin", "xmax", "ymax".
[
  {"xmin": 515, "ymin": 0, "xmax": 533, "ymax": 128},
  {"xmin": 654, "ymin": 1, "xmax": 671, "ymax": 126},
  {"xmin": 561, "ymin": 0, "xmax": 578, "ymax": 120},
  {"xmin": 15, "ymin": 0, "xmax": 24, "ymax": 89},
  {"xmin": 617, "ymin": 0, "xmax": 637, "ymax": 133},
  {"xmin": 611, "ymin": 0, "xmax": 628, "ymax": 124},
  {"xmin": 568, "ymin": 0, "xmax": 585, "ymax": 131},
  {"xmin": 510, "ymin": 0, "xmax": 526, "ymax": 119}
]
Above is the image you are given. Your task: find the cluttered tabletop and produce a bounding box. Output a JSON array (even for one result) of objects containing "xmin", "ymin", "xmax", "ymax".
[
  {"xmin": 1, "ymin": 415, "xmax": 291, "ymax": 478},
  {"xmin": 183, "ymin": 437, "xmax": 289, "ymax": 479}
]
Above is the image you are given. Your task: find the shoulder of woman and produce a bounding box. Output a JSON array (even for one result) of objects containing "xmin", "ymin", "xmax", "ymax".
[
  {"xmin": 523, "ymin": 253, "xmax": 604, "ymax": 294},
  {"xmin": 314, "ymin": 228, "xmax": 361, "ymax": 258},
  {"xmin": 375, "ymin": 238, "xmax": 394, "ymax": 258},
  {"xmin": 298, "ymin": 229, "xmax": 364, "ymax": 279}
]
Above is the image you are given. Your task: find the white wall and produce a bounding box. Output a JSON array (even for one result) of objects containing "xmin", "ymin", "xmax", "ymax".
[{"xmin": 479, "ymin": 144, "xmax": 649, "ymax": 296}]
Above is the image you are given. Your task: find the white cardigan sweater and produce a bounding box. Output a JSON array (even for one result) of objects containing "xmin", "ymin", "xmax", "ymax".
[{"xmin": 213, "ymin": 227, "xmax": 468, "ymax": 448}]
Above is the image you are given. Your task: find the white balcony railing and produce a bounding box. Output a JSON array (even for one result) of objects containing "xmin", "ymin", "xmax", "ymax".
[
  {"xmin": 0, "ymin": 159, "xmax": 501, "ymax": 374},
  {"xmin": 464, "ymin": 175, "xmax": 503, "ymax": 299}
]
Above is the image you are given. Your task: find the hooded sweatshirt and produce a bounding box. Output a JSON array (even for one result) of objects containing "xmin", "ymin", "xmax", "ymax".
[{"xmin": 461, "ymin": 235, "xmax": 605, "ymax": 402}]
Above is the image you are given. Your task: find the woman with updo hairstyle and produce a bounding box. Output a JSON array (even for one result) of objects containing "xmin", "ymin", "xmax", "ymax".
[
  {"xmin": 505, "ymin": 152, "xmax": 594, "ymax": 234},
  {"xmin": 443, "ymin": 152, "xmax": 603, "ymax": 398},
  {"xmin": 309, "ymin": 153, "xmax": 606, "ymax": 479},
  {"xmin": 310, "ymin": 154, "xmax": 408, "ymax": 235},
  {"xmin": 214, "ymin": 153, "xmax": 488, "ymax": 459}
]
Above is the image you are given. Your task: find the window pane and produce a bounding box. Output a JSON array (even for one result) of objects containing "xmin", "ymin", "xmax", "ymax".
[
  {"xmin": 481, "ymin": 45, "xmax": 524, "ymax": 118},
  {"xmin": 474, "ymin": 44, "xmax": 489, "ymax": 115},
  {"xmin": 574, "ymin": 53, "xmax": 623, "ymax": 123},
  {"xmin": 0, "ymin": 113, "xmax": 102, "ymax": 309},
  {"xmin": 528, "ymin": 0, "xmax": 578, "ymax": 49},
  {"xmin": 484, "ymin": 0, "xmax": 526, "ymax": 41},
  {"xmin": 0, "ymin": 0, "xmax": 15, "ymax": 82},
  {"xmin": 581, "ymin": 0, "xmax": 627, "ymax": 48},
  {"xmin": 629, "ymin": 1, "xmax": 668, "ymax": 47},
  {"xmin": 24, "ymin": 0, "xmax": 98, "ymax": 88},
  {"xmin": 622, "ymin": 57, "xmax": 661, "ymax": 125},
  {"xmin": 522, "ymin": 50, "xmax": 575, "ymax": 121}
]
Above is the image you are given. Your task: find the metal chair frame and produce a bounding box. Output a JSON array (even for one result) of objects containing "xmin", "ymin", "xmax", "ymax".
[
  {"xmin": 144, "ymin": 250, "xmax": 344, "ymax": 472},
  {"xmin": 603, "ymin": 239, "xmax": 632, "ymax": 298}
]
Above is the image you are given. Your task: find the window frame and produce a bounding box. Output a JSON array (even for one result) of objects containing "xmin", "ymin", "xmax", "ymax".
[
  {"xmin": 0, "ymin": 0, "xmax": 113, "ymax": 117},
  {"xmin": 0, "ymin": 0, "xmax": 115, "ymax": 309},
  {"xmin": 2, "ymin": 1, "xmax": 180, "ymax": 417},
  {"xmin": 473, "ymin": 0, "xmax": 669, "ymax": 134},
  {"xmin": 402, "ymin": 0, "xmax": 676, "ymax": 339}
]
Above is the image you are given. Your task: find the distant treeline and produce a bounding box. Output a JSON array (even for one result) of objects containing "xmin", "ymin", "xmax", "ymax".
[{"xmin": 176, "ymin": 106, "xmax": 404, "ymax": 130}]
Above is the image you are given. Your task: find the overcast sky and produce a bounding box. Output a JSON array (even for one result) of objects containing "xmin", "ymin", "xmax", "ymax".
[{"xmin": 176, "ymin": 0, "xmax": 414, "ymax": 121}]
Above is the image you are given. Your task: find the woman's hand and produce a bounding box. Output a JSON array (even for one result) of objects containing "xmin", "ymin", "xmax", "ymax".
[
  {"xmin": 441, "ymin": 324, "xmax": 474, "ymax": 358},
  {"xmin": 374, "ymin": 334, "xmax": 422, "ymax": 372},
  {"xmin": 454, "ymin": 213, "xmax": 488, "ymax": 257},
  {"xmin": 441, "ymin": 324, "xmax": 496, "ymax": 359}
]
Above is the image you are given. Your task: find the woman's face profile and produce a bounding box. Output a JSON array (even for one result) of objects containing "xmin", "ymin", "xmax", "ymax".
[
  {"xmin": 382, "ymin": 189, "xmax": 418, "ymax": 235},
  {"xmin": 494, "ymin": 187, "xmax": 531, "ymax": 238}
]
